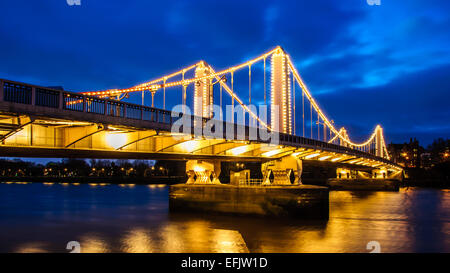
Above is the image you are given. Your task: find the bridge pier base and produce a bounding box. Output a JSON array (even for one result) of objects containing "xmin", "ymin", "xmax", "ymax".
[
  {"xmin": 169, "ymin": 184, "xmax": 329, "ymax": 219},
  {"xmin": 185, "ymin": 160, "xmax": 221, "ymax": 185},
  {"xmin": 329, "ymin": 167, "xmax": 403, "ymax": 191},
  {"xmin": 262, "ymin": 156, "xmax": 302, "ymax": 185}
]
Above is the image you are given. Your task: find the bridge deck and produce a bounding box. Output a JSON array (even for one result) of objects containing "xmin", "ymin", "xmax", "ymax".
[{"xmin": 0, "ymin": 78, "xmax": 400, "ymax": 171}]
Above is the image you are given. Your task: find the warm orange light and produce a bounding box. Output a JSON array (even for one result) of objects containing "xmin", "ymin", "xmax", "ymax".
[
  {"xmin": 229, "ymin": 145, "xmax": 250, "ymax": 156},
  {"xmin": 304, "ymin": 153, "xmax": 320, "ymax": 159},
  {"xmin": 106, "ymin": 132, "xmax": 127, "ymax": 149}
]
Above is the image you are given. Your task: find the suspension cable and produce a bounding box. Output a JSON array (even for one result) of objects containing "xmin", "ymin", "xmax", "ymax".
[
  {"xmin": 207, "ymin": 65, "xmax": 271, "ymax": 130},
  {"xmin": 79, "ymin": 46, "xmax": 389, "ymax": 159},
  {"xmin": 82, "ymin": 47, "xmax": 280, "ymax": 97}
]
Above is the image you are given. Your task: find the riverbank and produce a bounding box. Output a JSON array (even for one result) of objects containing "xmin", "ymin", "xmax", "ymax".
[
  {"xmin": 0, "ymin": 176, "xmax": 186, "ymax": 185},
  {"xmin": 1, "ymin": 176, "xmax": 448, "ymax": 189}
]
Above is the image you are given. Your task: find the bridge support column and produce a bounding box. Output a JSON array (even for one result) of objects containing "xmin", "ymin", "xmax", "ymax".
[
  {"xmin": 185, "ymin": 160, "xmax": 221, "ymax": 185},
  {"xmin": 372, "ymin": 168, "xmax": 403, "ymax": 180},
  {"xmin": 375, "ymin": 127, "xmax": 383, "ymax": 158},
  {"xmin": 270, "ymin": 48, "xmax": 292, "ymax": 134},
  {"xmin": 372, "ymin": 168, "xmax": 387, "ymax": 179},
  {"xmin": 336, "ymin": 168, "xmax": 351, "ymax": 179},
  {"xmin": 262, "ymin": 156, "xmax": 302, "ymax": 185},
  {"xmin": 193, "ymin": 62, "xmax": 212, "ymax": 119}
]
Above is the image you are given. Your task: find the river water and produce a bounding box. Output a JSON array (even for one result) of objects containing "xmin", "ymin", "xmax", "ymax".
[{"xmin": 0, "ymin": 182, "xmax": 448, "ymax": 253}]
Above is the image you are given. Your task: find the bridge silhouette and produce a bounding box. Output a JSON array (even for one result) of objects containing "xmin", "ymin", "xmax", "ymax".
[{"xmin": 0, "ymin": 46, "xmax": 401, "ymax": 185}]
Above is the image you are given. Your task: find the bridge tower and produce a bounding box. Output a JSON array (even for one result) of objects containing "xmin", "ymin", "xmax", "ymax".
[
  {"xmin": 271, "ymin": 48, "xmax": 292, "ymax": 134},
  {"xmin": 375, "ymin": 126, "xmax": 383, "ymax": 158},
  {"xmin": 193, "ymin": 61, "xmax": 213, "ymax": 119},
  {"xmin": 339, "ymin": 128, "xmax": 350, "ymax": 147}
]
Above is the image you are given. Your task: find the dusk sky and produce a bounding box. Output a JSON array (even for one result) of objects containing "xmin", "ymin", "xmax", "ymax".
[{"xmin": 1, "ymin": 0, "xmax": 449, "ymax": 149}]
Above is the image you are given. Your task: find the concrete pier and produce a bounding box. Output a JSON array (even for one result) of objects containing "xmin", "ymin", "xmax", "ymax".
[
  {"xmin": 169, "ymin": 184, "xmax": 329, "ymax": 219},
  {"xmin": 327, "ymin": 178, "xmax": 399, "ymax": 191}
]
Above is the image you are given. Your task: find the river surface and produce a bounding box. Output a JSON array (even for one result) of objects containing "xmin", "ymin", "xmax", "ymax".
[{"xmin": 0, "ymin": 182, "xmax": 448, "ymax": 253}]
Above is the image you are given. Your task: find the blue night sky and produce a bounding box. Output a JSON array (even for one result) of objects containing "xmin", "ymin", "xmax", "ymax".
[{"xmin": 1, "ymin": 0, "xmax": 449, "ymax": 149}]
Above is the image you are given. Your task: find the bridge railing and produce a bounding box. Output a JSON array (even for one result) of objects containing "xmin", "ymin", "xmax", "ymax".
[
  {"xmin": 3, "ymin": 81, "xmax": 32, "ymax": 104},
  {"xmin": 63, "ymin": 93, "xmax": 84, "ymax": 111},
  {"xmin": 238, "ymin": 178, "xmax": 264, "ymax": 187},
  {"xmin": 36, "ymin": 88, "xmax": 60, "ymax": 108},
  {"xmin": 0, "ymin": 78, "xmax": 394, "ymax": 165},
  {"xmin": 0, "ymin": 79, "xmax": 175, "ymax": 123}
]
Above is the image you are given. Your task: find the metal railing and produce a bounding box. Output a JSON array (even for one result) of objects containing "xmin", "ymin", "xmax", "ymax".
[
  {"xmin": 3, "ymin": 82, "xmax": 32, "ymax": 104},
  {"xmin": 238, "ymin": 178, "xmax": 264, "ymax": 186},
  {"xmin": 36, "ymin": 88, "xmax": 59, "ymax": 108}
]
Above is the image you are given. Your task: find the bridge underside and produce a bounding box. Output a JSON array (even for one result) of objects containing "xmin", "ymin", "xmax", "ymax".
[
  {"xmin": 0, "ymin": 115, "xmax": 269, "ymax": 161},
  {"xmin": 0, "ymin": 112, "xmax": 399, "ymax": 171},
  {"xmin": 0, "ymin": 84, "xmax": 402, "ymax": 186}
]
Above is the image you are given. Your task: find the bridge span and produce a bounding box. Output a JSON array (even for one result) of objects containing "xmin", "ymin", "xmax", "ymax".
[
  {"xmin": 0, "ymin": 46, "xmax": 404, "ymax": 186},
  {"xmin": 0, "ymin": 77, "xmax": 400, "ymax": 185}
]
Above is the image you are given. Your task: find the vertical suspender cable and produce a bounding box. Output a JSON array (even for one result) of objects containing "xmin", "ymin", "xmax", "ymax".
[
  {"xmin": 302, "ymin": 88, "xmax": 305, "ymax": 137},
  {"xmin": 292, "ymin": 71, "xmax": 296, "ymax": 136},
  {"xmin": 151, "ymin": 91, "xmax": 155, "ymax": 108},
  {"xmin": 182, "ymin": 85, "xmax": 187, "ymax": 113},
  {"xmin": 182, "ymin": 71, "xmax": 186, "ymax": 113},
  {"xmin": 317, "ymin": 112, "xmax": 320, "ymax": 140},
  {"xmin": 231, "ymin": 71, "xmax": 234, "ymax": 107},
  {"xmin": 249, "ymin": 64, "xmax": 251, "ymax": 105},
  {"xmin": 220, "ymin": 83, "xmax": 222, "ymax": 120},
  {"xmin": 310, "ymin": 102, "xmax": 312, "ymax": 138},
  {"xmin": 163, "ymin": 78, "xmax": 166, "ymax": 110},
  {"xmin": 231, "ymin": 71, "xmax": 234, "ymax": 122},
  {"xmin": 263, "ymin": 57, "xmax": 266, "ymax": 105}
]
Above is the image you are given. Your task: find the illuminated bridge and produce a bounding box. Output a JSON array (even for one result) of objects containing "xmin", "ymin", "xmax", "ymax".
[{"xmin": 0, "ymin": 46, "xmax": 401, "ymax": 185}]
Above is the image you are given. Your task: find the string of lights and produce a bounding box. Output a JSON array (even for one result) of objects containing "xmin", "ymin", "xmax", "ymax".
[{"xmin": 75, "ymin": 46, "xmax": 389, "ymax": 159}]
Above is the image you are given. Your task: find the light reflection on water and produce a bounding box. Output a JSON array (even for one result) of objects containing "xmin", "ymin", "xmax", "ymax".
[{"xmin": 0, "ymin": 183, "xmax": 448, "ymax": 253}]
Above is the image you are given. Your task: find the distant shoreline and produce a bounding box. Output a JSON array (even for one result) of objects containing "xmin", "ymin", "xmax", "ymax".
[
  {"xmin": 1, "ymin": 176, "xmax": 448, "ymax": 189},
  {"xmin": 0, "ymin": 176, "xmax": 185, "ymax": 185}
]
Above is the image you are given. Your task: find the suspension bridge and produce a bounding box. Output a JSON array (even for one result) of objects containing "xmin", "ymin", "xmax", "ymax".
[{"xmin": 0, "ymin": 46, "xmax": 401, "ymax": 186}]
